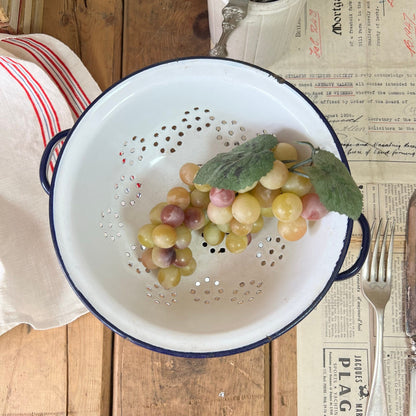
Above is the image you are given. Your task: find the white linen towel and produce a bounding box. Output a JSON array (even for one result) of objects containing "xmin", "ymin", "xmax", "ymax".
[{"xmin": 0, "ymin": 33, "xmax": 101, "ymax": 335}]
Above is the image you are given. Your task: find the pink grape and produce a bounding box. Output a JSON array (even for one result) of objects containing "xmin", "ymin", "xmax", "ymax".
[
  {"xmin": 301, "ymin": 193, "xmax": 329, "ymax": 221},
  {"xmin": 209, "ymin": 187, "xmax": 235, "ymax": 207},
  {"xmin": 184, "ymin": 206, "xmax": 206, "ymax": 230},
  {"xmin": 140, "ymin": 248, "xmax": 158, "ymax": 270},
  {"xmin": 161, "ymin": 204, "xmax": 185, "ymax": 227},
  {"xmin": 174, "ymin": 247, "xmax": 193, "ymax": 267},
  {"xmin": 151, "ymin": 246, "xmax": 176, "ymax": 268}
]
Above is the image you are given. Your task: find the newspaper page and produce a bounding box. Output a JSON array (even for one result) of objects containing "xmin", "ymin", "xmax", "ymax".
[{"xmin": 266, "ymin": 0, "xmax": 416, "ymax": 413}]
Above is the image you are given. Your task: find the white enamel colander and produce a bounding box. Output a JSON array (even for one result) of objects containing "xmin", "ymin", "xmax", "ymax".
[{"xmin": 40, "ymin": 58, "xmax": 369, "ymax": 357}]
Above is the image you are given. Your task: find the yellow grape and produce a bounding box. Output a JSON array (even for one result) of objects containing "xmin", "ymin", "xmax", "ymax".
[
  {"xmin": 236, "ymin": 181, "xmax": 258, "ymax": 193},
  {"xmin": 261, "ymin": 207, "xmax": 274, "ymax": 217},
  {"xmin": 272, "ymin": 192, "xmax": 303, "ymax": 223},
  {"xmin": 158, "ymin": 266, "xmax": 181, "ymax": 289},
  {"xmin": 251, "ymin": 182, "xmax": 281, "ymax": 208},
  {"xmin": 259, "ymin": 159, "xmax": 289, "ymax": 190},
  {"xmin": 207, "ymin": 202, "xmax": 233, "ymax": 225},
  {"xmin": 137, "ymin": 223, "xmax": 156, "ymax": 248},
  {"xmin": 167, "ymin": 187, "xmax": 190, "ymax": 210},
  {"xmin": 225, "ymin": 233, "xmax": 248, "ymax": 254},
  {"xmin": 251, "ymin": 215, "xmax": 264, "ymax": 233},
  {"xmin": 151, "ymin": 224, "xmax": 177, "ymax": 248},
  {"xmin": 231, "ymin": 193, "xmax": 261, "ymax": 225},
  {"xmin": 179, "ymin": 163, "xmax": 199, "ymax": 186},
  {"xmin": 273, "ymin": 142, "xmax": 298, "ymax": 162},
  {"xmin": 281, "ymin": 172, "xmax": 312, "ymax": 197},
  {"xmin": 277, "ymin": 216, "xmax": 307, "ymax": 241},
  {"xmin": 194, "ymin": 183, "xmax": 211, "ymax": 192},
  {"xmin": 230, "ymin": 218, "xmax": 253, "ymax": 236}
]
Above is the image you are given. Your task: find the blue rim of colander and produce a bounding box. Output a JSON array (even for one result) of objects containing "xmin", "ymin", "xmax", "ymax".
[{"xmin": 45, "ymin": 56, "xmax": 368, "ymax": 358}]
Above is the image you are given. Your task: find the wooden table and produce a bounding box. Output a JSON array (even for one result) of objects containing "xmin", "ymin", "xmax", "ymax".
[{"xmin": 0, "ymin": 1, "xmax": 297, "ymax": 414}]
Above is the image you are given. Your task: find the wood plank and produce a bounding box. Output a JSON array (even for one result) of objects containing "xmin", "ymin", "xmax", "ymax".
[
  {"xmin": 42, "ymin": 0, "xmax": 123, "ymax": 90},
  {"xmin": 122, "ymin": 0, "xmax": 210, "ymax": 75},
  {"xmin": 113, "ymin": 337, "xmax": 269, "ymax": 415},
  {"xmin": 0, "ymin": 324, "xmax": 67, "ymax": 415},
  {"xmin": 67, "ymin": 314, "xmax": 113, "ymax": 416},
  {"xmin": 271, "ymin": 329, "xmax": 297, "ymax": 416}
]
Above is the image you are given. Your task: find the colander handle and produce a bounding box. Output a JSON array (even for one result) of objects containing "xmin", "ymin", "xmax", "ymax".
[
  {"xmin": 335, "ymin": 214, "xmax": 370, "ymax": 281},
  {"xmin": 39, "ymin": 129, "xmax": 70, "ymax": 195}
]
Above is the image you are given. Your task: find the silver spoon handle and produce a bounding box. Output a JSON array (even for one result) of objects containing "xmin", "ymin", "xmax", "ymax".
[{"xmin": 209, "ymin": 1, "xmax": 248, "ymax": 57}]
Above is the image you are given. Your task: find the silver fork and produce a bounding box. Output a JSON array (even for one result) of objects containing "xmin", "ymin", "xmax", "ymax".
[{"xmin": 361, "ymin": 219, "xmax": 394, "ymax": 416}]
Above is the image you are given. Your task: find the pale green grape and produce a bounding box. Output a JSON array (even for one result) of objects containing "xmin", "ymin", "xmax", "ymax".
[
  {"xmin": 158, "ymin": 266, "xmax": 181, "ymax": 289},
  {"xmin": 180, "ymin": 257, "xmax": 197, "ymax": 276},
  {"xmin": 137, "ymin": 223, "xmax": 156, "ymax": 248},
  {"xmin": 190, "ymin": 188, "xmax": 210, "ymax": 209},
  {"xmin": 149, "ymin": 202, "xmax": 167, "ymax": 224},
  {"xmin": 251, "ymin": 215, "xmax": 264, "ymax": 233},
  {"xmin": 203, "ymin": 222, "xmax": 225, "ymax": 245},
  {"xmin": 175, "ymin": 224, "xmax": 192, "ymax": 249}
]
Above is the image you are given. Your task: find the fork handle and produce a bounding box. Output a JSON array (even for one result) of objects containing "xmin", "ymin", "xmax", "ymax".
[
  {"xmin": 366, "ymin": 309, "xmax": 389, "ymax": 416},
  {"xmin": 410, "ymin": 351, "xmax": 416, "ymax": 416}
]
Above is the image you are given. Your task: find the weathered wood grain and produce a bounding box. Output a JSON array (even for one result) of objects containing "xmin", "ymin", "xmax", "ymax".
[
  {"xmin": 271, "ymin": 329, "xmax": 298, "ymax": 416},
  {"xmin": 42, "ymin": 0, "xmax": 123, "ymax": 89},
  {"xmin": 0, "ymin": 324, "xmax": 67, "ymax": 415},
  {"xmin": 67, "ymin": 314, "xmax": 113, "ymax": 416},
  {"xmin": 0, "ymin": 315, "xmax": 113, "ymax": 416},
  {"xmin": 122, "ymin": 0, "xmax": 210, "ymax": 75},
  {"xmin": 113, "ymin": 337, "xmax": 269, "ymax": 415}
]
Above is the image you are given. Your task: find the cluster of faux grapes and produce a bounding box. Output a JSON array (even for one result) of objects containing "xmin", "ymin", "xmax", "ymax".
[{"xmin": 138, "ymin": 142, "xmax": 328, "ymax": 289}]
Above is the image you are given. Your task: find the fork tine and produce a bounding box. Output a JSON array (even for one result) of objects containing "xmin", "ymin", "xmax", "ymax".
[
  {"xmin": 370, "ymin": 219, "xmax": 383, "ymax": 282},
  {"xmin": 386, "ymin": 220, "xmax": 395, "ymax": 285},
  {"xmin": 378, "ymin": 219, "xmax": 389, "ymax": 283},
  {"xmin": 361, "ymin": 221, "xmax": 376, "ymax": 282}
]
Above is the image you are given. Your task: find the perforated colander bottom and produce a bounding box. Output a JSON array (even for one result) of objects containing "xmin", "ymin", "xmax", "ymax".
[{"xmin": 97, "ymin": 106, "xmax": 295, "ymax": 307}]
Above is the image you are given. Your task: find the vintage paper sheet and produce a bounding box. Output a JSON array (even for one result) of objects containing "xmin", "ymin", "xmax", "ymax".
[{"xmin": 267, "ymin": 0, "xmax": 416, "ymax": 414}]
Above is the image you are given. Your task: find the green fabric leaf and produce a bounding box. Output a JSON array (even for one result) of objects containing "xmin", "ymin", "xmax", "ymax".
[
  {"xmin": 302, "ymin": 149, "xmax": 363, "ymax": 220},
  {"xmin": 194, "ymin": 134, "xmax": 278, "ymax": 191}
]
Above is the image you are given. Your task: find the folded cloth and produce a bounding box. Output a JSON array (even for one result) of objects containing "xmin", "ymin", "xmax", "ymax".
[{"xmin": 0, "ymin": 33, "xmax": 101, "ymax": 335}]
